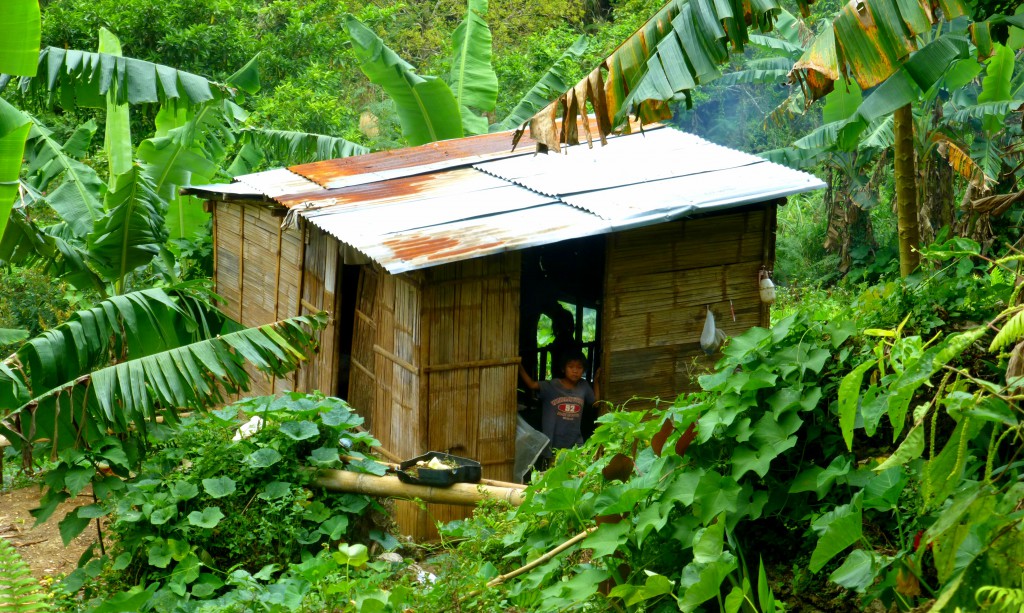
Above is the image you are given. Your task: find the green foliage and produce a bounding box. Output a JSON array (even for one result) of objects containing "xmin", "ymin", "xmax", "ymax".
[
  {"xmin": 54, "ymin": 393, "xmax": 396, "ymax": 611},
  {"xmin": 0, "ymin": 266, "xmax": 73, "ymax": 352},
  {"xmin": 0, "ymin": 535, "xmax": 50, "ymax": 612}
]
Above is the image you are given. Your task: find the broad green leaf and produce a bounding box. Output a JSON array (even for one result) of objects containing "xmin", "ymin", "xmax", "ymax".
[
  {"xmin": 0, "ymin": 0, "xmax": 41, "ymax": 76},
  {"xmin": 0, "ymin": 98, "xmax": 32, "ymax": 242},
  {"xmin": 809, "ymin": 493, "xmax": 863, "ymax": 572},
  {"xmin": 202, "ymin": 476, "xmax": 236, "ymax": 498},
  {"xmin": 90, "ymin": 584, "xmax": 159, "ymax": 613},
  {"xmin": 692, "ymin": 514, "xmax": 726, "ymax": 563},
  {"xmin": 838, "ymin": 360, "xmax": 873, "ymax": 451},
  {"xmin": 977, "ymin": 43, "xmax": 1014, "ymax": 133},
  {"xmin": 170, "ymin": 480, "xmax": 199, "ymax": 501},
  {"xmin": 319, "ymin": 515, "xmax": 350, "ymax": 540},
  {"xmin": 59, "ymin": 507, "xmax": 92, "ymax": 545},
  {"xmin": 829, "ymin": 549, "xmax": 885, "ymax": 592},
  {"xmin": 345, "ymin": 16, "xmax": 463, "ymax": 146},
  {"xmin": 226, "ymin": 54, "xmax": 261, "ymax": 96},
  {"xmin": 582, "ymin": 521, "xmax": 630, "ymax": 558},
  {"xmin": 694, "ymin": 472, "xmax": 741, "ymax": 524},
  {"xmin": 98, "ymin": 28, "xmax": 133, "ymax": 179},
  {"xmin": 188, "ymin": 506, "xmax": 225, "ymax": 529},
  {"xmin": 310, "ymin": 446, "xmax": 340, "ymax": 467},
  {"xmin": 26, "ymin": 47, "xmax": 224, "ymax": 108},
  {"xmin": 0, "ymin": 328, "xmax": 29, "ymax": 344},
  {"xmin": 245, "ymin": 448, "xmax": 283, "ymax": 469},
  {"xmin": 872, "ymin": 424, "xmax": 924, "ymax": 472},
  {"xmin": 233, "ymin": 128, "xmax": 368, "ymax": 172},
  {"xmin": 280, "ymin": 420, "xmax": 319, "ymax": 441},
  {"xmin": 722, "ymin": 327, "xmax": 772, "ymax": 359},
  {"xmin": 863, "ymin": 467, "xmax": 906, "ymax": 509},
  {"xmin": 679, "ymin": 554, "xmax": 738, "ymax": 611},
  {"xmin": 822, "ymin": 79, "xmax": 862, "ymax": 123},
  {"xmin": 757, "ymin": 557, "xmax": 775, "ymax": 613},
  {"xmin": 150, "ymin": 505, "xmax": 177, "ymax": 526},
  {"xmin": 495, "ymin": 36, "xmax": 587, "ymax": 131},
  {"xmin": 450, "ymin": 0, "xmax": 498, "ymax": 117},
  {"xmin": 334, "ymin": 543, "xmax": 369, "ymax": 568},
  {"xmin": 87, "ymin": 167, "xmax": 168, "ymax": 287},
  {"xmin": 258, "ymin": 481, "xmax": 292, "ymax": 500},
  {"xmin": 148, "ymin": 539, "xmax": 173, "ymax": 568}
]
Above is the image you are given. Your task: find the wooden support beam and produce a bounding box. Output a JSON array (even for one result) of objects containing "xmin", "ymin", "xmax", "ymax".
[{"xmin": 313, "ymin": 469, "xmax": 524, "ymax": 507}]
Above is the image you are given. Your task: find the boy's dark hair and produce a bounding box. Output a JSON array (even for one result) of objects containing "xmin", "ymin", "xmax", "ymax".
[{"xmin": 561, "ymin": 350, "xmax": 587, "ymax": 369}]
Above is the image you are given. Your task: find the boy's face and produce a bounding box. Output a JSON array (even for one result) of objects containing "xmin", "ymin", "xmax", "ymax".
[{"xmin": 564, "ymin": 360, "xmax": 585, "ymax": 383}]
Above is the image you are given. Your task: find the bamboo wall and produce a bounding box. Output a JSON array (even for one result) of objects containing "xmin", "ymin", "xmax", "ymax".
[
  {"xmin": 348, "ymin": 254, "xmax": 520, "ymax": 539},
  {"xmin": 419, "ymin": 254, "xmax": 520, "ymax": 537},
  {"xmin": 212, "ymin": 202, "xmax": 338, "ymax": 397},
  {"xmin": 602, "ymin": 206, "xmax": 776, "ymax": 405}
]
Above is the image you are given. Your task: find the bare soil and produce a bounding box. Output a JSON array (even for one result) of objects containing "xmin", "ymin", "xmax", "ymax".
[{"xmin": 1, "ymin": 485, "xmax": 101, "ymax": 581}]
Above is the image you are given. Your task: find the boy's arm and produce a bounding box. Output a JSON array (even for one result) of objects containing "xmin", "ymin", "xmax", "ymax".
[{"xmin": 518, "ymin": 363, "xmax": 540, "ymax": 391}]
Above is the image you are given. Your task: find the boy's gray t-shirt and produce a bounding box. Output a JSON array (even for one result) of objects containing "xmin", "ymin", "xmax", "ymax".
[{"xmin": 538, "ymin": 379, "xmax": 595, "ymax": 455}]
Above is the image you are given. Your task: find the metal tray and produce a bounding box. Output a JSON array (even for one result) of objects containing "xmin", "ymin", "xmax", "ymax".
[{"xmin": 397, "ymin": 451, "xmax": 482, "ymax": 486}]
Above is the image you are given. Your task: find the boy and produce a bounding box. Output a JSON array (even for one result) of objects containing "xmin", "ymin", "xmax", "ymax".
[{"xmin": 518, "ymin": 351, "xmax": 600, "ymax": 462}]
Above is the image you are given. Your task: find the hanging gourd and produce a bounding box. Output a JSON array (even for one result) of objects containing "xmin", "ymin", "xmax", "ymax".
[
  {"xmin": 700, "ymin": 307, "xmax": 727, "ymax": 355},
  {"xmin": 759, "ymin": 268, "xmax": 776, "ymax": 304}
]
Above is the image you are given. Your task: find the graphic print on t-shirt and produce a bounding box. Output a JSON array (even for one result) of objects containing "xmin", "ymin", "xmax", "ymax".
[{"xmin": 554, "ymin": 397, "xmax": 582, "ymax": 418}]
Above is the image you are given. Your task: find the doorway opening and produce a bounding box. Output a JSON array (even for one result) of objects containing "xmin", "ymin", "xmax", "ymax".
[{"xmin": 518, "ymin": 236, "xmax": 605, "ymax": 435}]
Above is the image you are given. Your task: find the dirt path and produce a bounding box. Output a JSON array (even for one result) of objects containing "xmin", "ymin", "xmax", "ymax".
[{"xmin": 1, "ymin": 485, "xmax": 101, "ymax": 581}]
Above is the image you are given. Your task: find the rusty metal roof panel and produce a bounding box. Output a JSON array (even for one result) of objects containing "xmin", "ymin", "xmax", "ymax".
[
  {"xmin": 276, "ymin": 167, "xmax": 512, "ymax": 210},
  {"xmin": 300, "ymin": 180, "xmax": 556, "ymax": 240},
  {"xmin": 317, "ymin": 203, "xmax": 608, "ymax": 275},
  {"xmin": 289, "ymin": 129, "xmax": 538, "ymax": 190}
]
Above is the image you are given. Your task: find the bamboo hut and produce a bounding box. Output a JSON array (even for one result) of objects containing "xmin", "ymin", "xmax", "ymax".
[{"xmin": 185, "ymin": 125, "xmax": 824, "ymax": 539}]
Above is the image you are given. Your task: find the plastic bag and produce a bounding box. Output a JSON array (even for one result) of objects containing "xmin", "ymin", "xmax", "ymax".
[
  {"xmin": 514, "ymin": 414, "xmax": 550, "ymax": 483},
  {"xmin": 700, "ymin": 308, "xmax": 727, "ymax": 355}
]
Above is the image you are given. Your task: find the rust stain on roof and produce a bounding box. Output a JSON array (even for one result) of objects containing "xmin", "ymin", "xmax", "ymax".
[
  {"xmin": 382, "ymin": 232, "xmax": 506, "ymax": 262},
  {"xmin": 275, "ymin": 167, "xmax": 498, "ymax": 209}
]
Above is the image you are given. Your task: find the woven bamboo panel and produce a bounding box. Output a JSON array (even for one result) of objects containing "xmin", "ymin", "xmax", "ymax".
[
  {"xmin": 213, "ymin": 202, "xmax": 243, "ymax": 318},
  {"xmin": 602, "ymin": 206, "xmax": 776, "ymax": 404},
  {"xmin": 348, "ymin": 266, "xmax": 379, "ymax": 426},
  {"xmin": 295, "ymin": 222, "xmax": 342, "ymax": 396},
  {"xmin": 414, "ymin": 253, "xmax": 520, "ymax": 538}
]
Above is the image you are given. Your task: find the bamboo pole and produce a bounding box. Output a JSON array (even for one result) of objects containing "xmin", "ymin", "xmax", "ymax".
[
  {"xmin": 465, "ymin": 526, "xmax": 599, "ymax": 599},
  {"xmin": 339, "ymin": 455, "xmax": 526, "ymax": 491},
  {"xmin": 312, "ymin": 468, "xmax": 524, "ymax": 507}
]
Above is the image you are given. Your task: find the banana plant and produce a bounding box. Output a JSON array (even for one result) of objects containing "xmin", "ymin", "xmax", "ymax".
[
  {"xmin": 344, "ymin": 0, "xmax": 587, "ymax": 146},
  {"xmin": 0, "ymin": 30, "xmax": 263, "ymax": 295},
  {"xmin": 0, "ymin": 287, "xmax": 327, "ymax": 454},
  {"xmin": 0, "ymin": 0, "xmax": 40, "ymax": 243}
]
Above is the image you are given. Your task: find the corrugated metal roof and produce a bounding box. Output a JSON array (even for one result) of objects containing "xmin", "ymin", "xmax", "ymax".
[{"xmin": 185, "ymin": 125, "xmax": 825, "ymax": 274}]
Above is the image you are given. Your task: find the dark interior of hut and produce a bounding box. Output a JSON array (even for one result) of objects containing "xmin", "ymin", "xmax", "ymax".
[
  {"xmin": 335, "ymin": 264, "xmax": 361, "ymax": 401},
  {"xmin": 518, "ymin": 236, "xmax": 605, "ymax": 437}
]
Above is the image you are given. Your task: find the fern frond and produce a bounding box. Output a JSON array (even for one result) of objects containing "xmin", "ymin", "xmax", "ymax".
[
  {"xmin": 990, "ymin": 307, "xmax": 1024, "ymax": 352},
  {"xmin": 976, "ymin": 582, "xmax": 1024, "ymax": 612},
  {"xmin": 0, "ymin": 537, "xmax": 50, "ymax": 612}
]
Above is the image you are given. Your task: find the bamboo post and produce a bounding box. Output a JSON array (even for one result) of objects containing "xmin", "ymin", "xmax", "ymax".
[{"xmin": 312, "ymin": 468, "xmax": 524, "ymax": 507}]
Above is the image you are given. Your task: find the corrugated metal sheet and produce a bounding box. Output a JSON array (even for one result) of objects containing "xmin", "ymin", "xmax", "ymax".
[
  {"xmin": 235, "ymin": 168, "xmax": 324, "ymax": 200},
  {"xmin": 188, "ymin": 125, "xmax": 826, "ymax": 274}
]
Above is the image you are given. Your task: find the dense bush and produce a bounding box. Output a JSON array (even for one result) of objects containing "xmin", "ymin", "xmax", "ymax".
[{"xmin": 52, "ymin": 393, "xmax": 399, "ymax": 611}]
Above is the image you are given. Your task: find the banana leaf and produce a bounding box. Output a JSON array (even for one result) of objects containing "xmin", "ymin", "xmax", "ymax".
[
  {"xmin": 10, "ymin": 47, "xmax": 232, "ymax": 109},
  {"xmin": 525, "ymin": 0, "xmax": 971, "ymax": 149},
  {"xmin": 87, "ymin": 167, "xmax": 169, "ymax": 288},
  {"xmin": 0, "ymin": 208, "xmax": 106, "ymax": 295},
  {"xmin": 98, "ymin": 28, "xmax": 133, "ymax": 178},
  {"xmin": 0, "ymin": 288, "xmax": 326, "ymax": 452},
  {"xmin": 494, "ymin": 36, "xmax": 587, "ymax": 132},
  {"xmin": 21, "ymin": 120, "xmax": 105, "ymax": 238},
  {"xmin": 0, "ymin": 0, "xmax": 39, "ymax": 242},
  {"xmin": 450, "ymin": 0, "xmax": 498, "ymax": 134},
  {"xmin": 0, "ymin": 0, "xmax": 41, "ymax": 77},
  {"xmin": 0, "ymin": 98, "xmax": 32, "ymax": 243},
  {"xmin": 230, "ymin": 128, "xmax": 370, "ymax": 175},
  {"xmin": 344, "ymin": 15, "xmax": 463, "ymax": 146}
]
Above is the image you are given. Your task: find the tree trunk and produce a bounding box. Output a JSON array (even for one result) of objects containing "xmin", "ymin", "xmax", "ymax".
[
  {"xmin": 918, "ymin": 104, "xmax": 954, "ymax": 246},
  {"xmin": 894, "ymin": 104, "xmax": 920, "ymax": 276}
]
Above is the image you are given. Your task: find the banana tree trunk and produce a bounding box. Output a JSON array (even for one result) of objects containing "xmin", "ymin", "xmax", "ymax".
[{"xmin": 895, "ymin": 104, "xmax": 920, "ymax": 276}]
